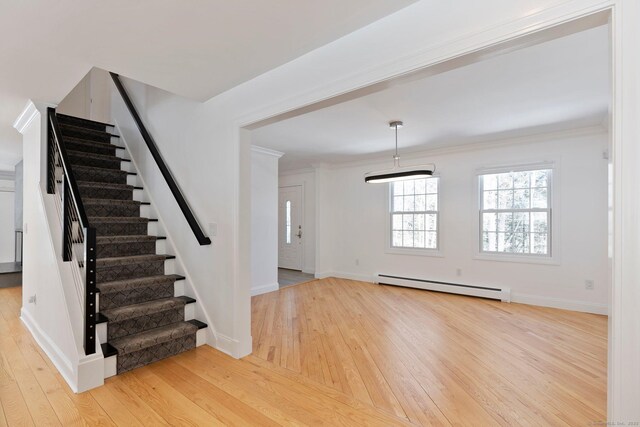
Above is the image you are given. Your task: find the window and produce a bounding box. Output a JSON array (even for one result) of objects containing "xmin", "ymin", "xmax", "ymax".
[
  {"xmin": 479, "ymin": 168, "xmax": 552, "ymax": 256},
  {"xmin": 390, "ymin": 177, "xmax": 439, "ymax": 250},
  {"xmin": 285, "ymin": 200, "xmax": 292, "ymax": 244}
]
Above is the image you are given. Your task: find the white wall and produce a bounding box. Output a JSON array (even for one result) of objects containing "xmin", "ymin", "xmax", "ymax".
[
  {"xmin": 279, "ymin": 169, "xmax": 316, "ymax": 274},
  {"xmin": 251, "ymin": 147, "xmax": 281, "ymax": 295},
  {"xmin": 314, "ymin": 129, "xmax": 608, "ymax": 313},
  {"xmin": 58, "ymin": 68, "xmax": 111, "ymax": 123},
  {"xmin": 0, "ymin": 184, "xmax": 15, "ymax": 263}
]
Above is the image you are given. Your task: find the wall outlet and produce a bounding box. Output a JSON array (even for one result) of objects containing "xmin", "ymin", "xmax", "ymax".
[
  {"xmin": 456, "ymin": 268, "xmax": 462, "ymax": 277},
  {"xmin": 585, "ymin": 280, "xmax": 595, "ymax": 290},
  {"xmin": 28, "ymin": 295, "xmax": 36, "ymax": 304}
]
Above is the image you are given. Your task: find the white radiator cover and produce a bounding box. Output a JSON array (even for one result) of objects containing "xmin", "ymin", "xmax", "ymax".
[{"xmin": 376, "ymin": 274, "xmax": 511, "ymax": 302}]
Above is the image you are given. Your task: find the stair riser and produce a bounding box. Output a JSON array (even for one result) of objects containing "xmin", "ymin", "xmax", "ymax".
[
  {"xmin": 70, "ymin": 154, "xmax": 122, "ymax": 170},
  {"xmin": 97, "ymin": 241, "xmax": 156, "ymax": 258},
  {"xmin": 97, "ymin": 259, "xmax": 165, "ymax": 282},
  {"xmin": 92, "ymin": 221, "xmax": 148, "ymax": 236},
  {"xmin": 79, "ymin": 186, "xmax": 133, "ymax": 200},
  {"xmin": 59, "ymin": 117, "xmax": 109, "ymax": 132},
  {"xmin": 66, "ymin": 141, "xmax": 117, "ymax": 156},
  {"xmin": 86, "ymin": 203, "xmax": 140, "ymax": 217},
  {"xmin": 61, "ymin": 126, "xmax": 113, "ymax": 143},
  {"xmin": 73, "ymin": 168, "xmax": 128, "ymax": 185},
  {"xmin": 108, "ymin": 307, "xmax": 185, "ymax": 341},
  {"xmin": 117, "ymin": 334, "xmax": 196, "ymax": 374},
  {"xmin": 99, "ymin": 282, "xmax": 175, "ymax": 311}
]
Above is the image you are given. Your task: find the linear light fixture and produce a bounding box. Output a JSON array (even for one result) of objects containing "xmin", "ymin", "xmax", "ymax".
[{"xmin": 364, "ymin": 121, "xmax": 435, "ymax": 184}]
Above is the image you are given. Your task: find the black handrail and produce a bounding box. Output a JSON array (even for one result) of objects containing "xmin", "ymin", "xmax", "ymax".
[
  {"xmin": 109, "ymin": 73, "xmax": 212, "ymax": 246},
  {"xmin": 47, "ymin": 108, "xmax": 97, "ymax": 355}
]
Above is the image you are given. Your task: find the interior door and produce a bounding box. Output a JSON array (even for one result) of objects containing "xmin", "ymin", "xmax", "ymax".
[{"xmin": 278, "ymin": 186, "xmax": 303, "ymax": 270}]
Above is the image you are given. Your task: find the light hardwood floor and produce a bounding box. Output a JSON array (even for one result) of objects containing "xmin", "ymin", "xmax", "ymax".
[
  {"xmin": 0, "ymin": 278, "xmax": 607, "ymax": 425},
  {"xmin": 252, "ymin": 277, "xmax": 608, "ymax": 426}
]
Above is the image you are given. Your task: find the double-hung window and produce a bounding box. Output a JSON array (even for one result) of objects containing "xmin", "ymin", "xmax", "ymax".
[
  {"xmin": 390, "ymin": 177, "xmax": 439, "ymax": 250},
  {"xmin": 479, "ymin": 168, "xmax": 552, "ymax": 256}
]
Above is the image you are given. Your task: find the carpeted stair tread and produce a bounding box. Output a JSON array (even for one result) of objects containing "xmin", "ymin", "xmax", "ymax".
[
  {"xmin": 96, "ymin": 235, "xmax": 157, "ymax": 244},
  {"xmin": 67, "ymin": 149, "xmax": 128, "ymax": 163},
  {"xmin": 102, "ymin": 297, "xmax": 188, "ymax": 322},
  {"xmin": 72, "ymin": 164, "xmax": 129, "ymax": 176},
  {"xmin": 71, "ymin": 165, "xmax": 129, "ymax": 185},
  {"xmin": 97, "ymin": 274, "xmax": 183, "ymax": 294},
  {"xmin": 90, "ymin": 216, "xmax": 150, "ymax": 224},
  {"xmin": 58, "ymin": 114, "xmax": 115, "ymax": 129},
  {"xmin": 96, "ymin": 254, "xmax": 171, "ymax": 267},
  {"xmin": 78, "ymin": 181, "xmax": 135, "ymax": 190},
  {"xmin": 64, "ymin": 139, "xmax": 124, "ymax": 155},
  {"xmin": 60, "ymin": 123, "xmax": 120, "ymax": 138},
  {"xmin": 109, "ymin": 321, "xmax": 197, "ymax": 355},
  {"xmin": 85, "ymin": 198, "xmax": 142, "ymax": 206}
]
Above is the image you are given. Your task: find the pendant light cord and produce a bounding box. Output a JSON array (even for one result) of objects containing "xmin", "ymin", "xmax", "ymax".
[{"xmin": 394, "ymin": 124, "xmax": 398, "ymax": 158}]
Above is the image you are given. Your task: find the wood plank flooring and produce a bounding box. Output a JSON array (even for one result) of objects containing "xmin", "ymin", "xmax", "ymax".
[
  {"xmin": 252, "ymin": 277, "xmax": 608, "ymax": 426},
  {"xmin": 0, "ymin": 277, "xmax": 607, "ymax": 425}
]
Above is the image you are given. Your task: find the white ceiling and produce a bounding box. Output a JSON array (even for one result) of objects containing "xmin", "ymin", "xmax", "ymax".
[
  {"xmin": 0, "ymin": 0, "xmax": 414, "ymax": 171},
  {"xmin": 252, "ymin": 25, "xmax": 610, "ymax": 172}
]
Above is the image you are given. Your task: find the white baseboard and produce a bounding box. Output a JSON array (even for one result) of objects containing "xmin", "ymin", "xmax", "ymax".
[
  {"xmin": 315, "ymin": 271, "xmax": 374, "ymax": 283},
  {"xmin": 214, "ymin": 332, "xmax": 252, "ymax": 358},
  {"xmin": 250, "ymin": 282, "xmax": 279, "ymax": 296},
  {"xmin": 511, "ymin": 292, "xmax": 608, "ymax": 315},
  {"xmin": 20, "ymin": 308, "xmax": 78, "ymax": 392}
]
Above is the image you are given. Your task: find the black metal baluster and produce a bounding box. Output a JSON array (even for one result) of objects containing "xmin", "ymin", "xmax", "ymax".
[
  {"xmin": 62, "ymin": 178, "xmax": 71, "ymax": 261},
  {"xmin": 84, "ymin": 227, "xmax": 97, "ymax": 355}
]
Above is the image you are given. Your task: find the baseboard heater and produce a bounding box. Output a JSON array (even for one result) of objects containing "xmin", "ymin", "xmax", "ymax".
[{"xmin": 376, "ymin": 274, "xmax": 511, "ymax": 302}]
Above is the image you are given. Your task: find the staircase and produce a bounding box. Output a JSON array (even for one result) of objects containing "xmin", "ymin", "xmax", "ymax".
[{"xmin": 56, "ymin": 113, "xmax": 207, "ymax": 376}]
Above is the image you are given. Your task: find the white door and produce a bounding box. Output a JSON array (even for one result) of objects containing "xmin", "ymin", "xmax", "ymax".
[{"xmin": 278, "ymin": 186, "xmax": 303, "ymax": 270}]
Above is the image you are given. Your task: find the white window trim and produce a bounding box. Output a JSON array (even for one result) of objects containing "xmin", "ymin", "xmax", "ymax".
[
  {"xmin": 472, "ymin": 161, "xmax": 561, "ymax": 266},
  {"xmin": 385, "ymin": 176, "xmax": 444, "ymax": 257}
]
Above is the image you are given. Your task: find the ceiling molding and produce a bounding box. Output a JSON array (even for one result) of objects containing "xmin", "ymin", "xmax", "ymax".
[
  {"xmin": 251, "ymin": 145, "xmax": 284, "ymax": 158},
  {"xmin": 298, "ymin": 124, "xmax": 608, "ymax": 172},
  {"xmin": 279, "ymin": 167, "xmax": 316, "ymax": 177}
]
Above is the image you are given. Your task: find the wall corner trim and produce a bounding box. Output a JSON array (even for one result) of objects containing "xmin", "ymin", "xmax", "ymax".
[{"xmin": 251, "ymin": 145, "xmax": 284, "ymax": 158}]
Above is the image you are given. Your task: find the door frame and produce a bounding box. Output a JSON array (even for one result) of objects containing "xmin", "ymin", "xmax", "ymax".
[{"xmin": 278, "ymin": 183, "xmax": 305, "ymax": 271}]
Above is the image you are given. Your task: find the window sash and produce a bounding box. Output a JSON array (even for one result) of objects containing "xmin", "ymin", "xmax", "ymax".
[{"xmin": 478, "ymin": 169, "xmax": 552, "ymax": 257}]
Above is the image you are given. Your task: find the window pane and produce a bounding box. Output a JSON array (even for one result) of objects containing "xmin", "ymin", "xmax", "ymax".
[
  {"xmin": 511, "ymin": 233, "xmax": 529, "ymax": 253},
  {"xmin": 426, "ymin": 214, "xmax": 437, "ymax": 231},
  {"xmin": 532, "ymin": 170, "xmax": 549, "ymax": 188},
  {"xmin": 414, "ymin": 231, "xmax": 425, "ymax": 248},
  {"xmin": 497, "ymin": 212, "xmax": 512, "ymax": 232},
  {"xmin": 403, "ymin": 214, "xmax": 414, "ymax": 231},
  {"xmin": 482, "ymin": 232, "xmax": 497, "ymax": 251},
  {"xmin": 497, "ymin": 232, "xmax": 509, "ymax": 252},
  {"xmin": 393, "ymin": 196, "xmax": 403, "ymax": 212},
  {"xmin": 482, "ymin": 213, "xmax": 497, "ymax": 232},
  {"xmin": 513, "ymin": 171, "xmax": 530, "ymax": 189},
  {"xmin": 513, "ymin": 189, "xmax": 530, "ymax": 209},
  {"xmin": 426, "ymin": 194, "xmax": 438, "ymax": 211},
  {"xmin": 414, "ymin": 214, "xmax": 425, "ymax": 231},
  {"xmin": 286, "ymin": 200, "xmax": 291, "ymax": 244},
  {"xmin": 392, "ymin": 214, "xmax": 403, "ymax": 231},
  {"xmin": 393, "ymin": 181, "xmax": 404, "ymax": 196},
  {"xmin": 415, "ymin": 179, "xmax": 426, "ymax": 194},
  {"xmin": 403, "ymin": 231, "xmax": 414, "ymax": 247},
  {"xmin": 404, "ymin": 195, "xmax": 415, "ymax": 211},
  {"xmin": 498, "ymin": 173, "xmax": 513, "ymax": 189},
  {"xmin": 483, "ymin": 190, "xmax": 497, "ymax": 209},
  {"xmin": 513, "ymin": 212, "xmax": 529, "ymax": 233},
  {"xmin": 531, "ymin": 212, "xmax": 548, "ymax": 233},
  {"xmin": 532, "ymin": 188, "xmax": 548, "ymax": 208},
  {"xmin": 415, "ymin": 195, "xmax": 426, "ymax": 211},
  {"xmin": 404, "ymin": 180, "xmax": 415, "ymax": 195},
  {"xmin": 393, "ymin": 231, "xmax": 403, "ymax": 247},
  {"xmin": 483, "ymin": 174, "xmax": 498, "ymax": 190},
  {"xmin": 426, "ymin": 232, "xmax": 437, "ymax": 249},
  {"xmin": 532, "ymin": 233, "xmax": 548, "ymax": 254},
  {"xmin": 426, "ymin": 178, "xmax": 438, "ymax": 194},
  {"xmin": 498, "ymin": 190, "xmax": 514, "ymax": 209}
]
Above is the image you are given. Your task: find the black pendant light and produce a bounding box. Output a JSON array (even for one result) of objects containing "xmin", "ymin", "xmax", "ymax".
[{"xmin": 364, "ymin": 121, "xmax": 435, "ymax": 183}]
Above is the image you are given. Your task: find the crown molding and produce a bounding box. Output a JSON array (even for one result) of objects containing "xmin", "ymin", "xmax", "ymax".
[
  {"xmin": 279, "ymin": 167, "xmax": 315, "ymax": 177},
  {"xmin": 251, "ymin": 145, "xmax": 284, "ymax": 158},
  {"xmin": 321, "ymin": 124, "xmax": 607, "ymax": 171},
  {"xmin": 13, "ymin": 100, "xmax": 57, "ymax": 134}
]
